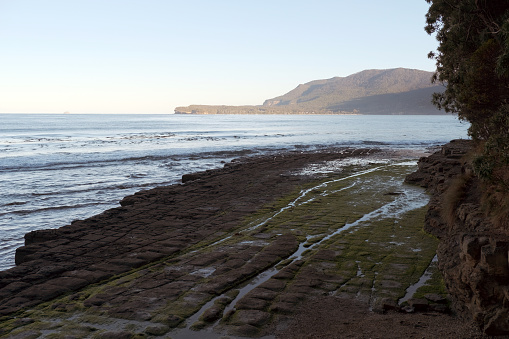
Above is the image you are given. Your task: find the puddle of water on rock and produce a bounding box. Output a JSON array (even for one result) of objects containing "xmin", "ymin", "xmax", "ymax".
[
  {"xmin": 399, "ymin": 254, "xmax": 438, "ymax": 304},
  {"xmin": 171, "ymin": 276, "xmax": 278, "ymax": 339},
  {"xmin": 296, "ymin": 156, "xmax": 390, "ymax": 176},
  {"xmin": 223, "ymin": 267, "xmax": 279, "ymax": 315},
  {"xmin": 286, "ymin": 235, "xmax": 316, "ymax": 261},
  {"xmin": 206, "ymin": 235, "xmax": 233, "ymax": 247},
  {"xmin": 238, "ymin": 240, "xmax": 269, "ymax": 246},
  {"xmin": 395, "ymin": 160, "xmax": 419, "ymax": 167},
  {"xmin": 244, "ymin": 165, "xmax": 385, "ymax": 233},
  {"xmin": 178, "ymin": 245, "xmax": 308, "ymax": 334},
  {"xmin": 298, "ymin": 185, "xmax": 427, "ymax": 254},
  {"xmin": 356, "ymin": 261, "xmax": 365, "ymax": 277},
  {"xmin": 298, "ymin": 182, "xmax": 357, "ymax": 206},
  {"xmin": 188, "ymin": 235, "xmax": 233, "ymax": 255},
  {"xmin": 191, "ymin": 267, "xmax": 216, "ymax": 277},
  {"xmin": 172, "ymin": 234, "xmax": 319, "ymax": 338}
]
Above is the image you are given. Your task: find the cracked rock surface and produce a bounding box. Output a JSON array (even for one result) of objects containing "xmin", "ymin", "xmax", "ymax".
[{"xmin": 0, "ymin": 147, "xmax": 482, "ymax": 338}]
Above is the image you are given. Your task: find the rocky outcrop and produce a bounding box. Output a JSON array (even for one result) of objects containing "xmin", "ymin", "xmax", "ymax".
[{"xmin": 406, "ymin": 139, "xmax": 509, "ymax": 335}]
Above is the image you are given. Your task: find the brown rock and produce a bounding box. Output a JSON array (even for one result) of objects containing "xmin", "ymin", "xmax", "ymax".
[
  {"xmin": 236, "ymin": 297, "xmax": 269, "ymax": 310},
  {"xmin": 269, "ymin": 301, "xmax": 295, "ymax": 314},
  {"xmin": 201, "ymin": 305, "xmax": 223, "ymax": 322},
  {"xmin": 144, "ymin": 324, "xmax": 169, "ymax": 336},
  {"xmin": 0, "ymin": 282, "xmax": 31, "ymax": 297},
  {"xmin": 165, "ymin": 315, "xmax": 184, "ymax": 328},
  {"xmin": 231, "ymin": 310, "xmax": 271, "ymax": 327},
  {"xmin": 272, "ymin": 269, "xmax": 295, "ymax": 280},
  {"xmin": 182, "ymin": 172, "xmax": 204, "ymax": 183},
  {"xmin": 407, "ymin": 298, "xmax": 429, "ymax": 312},
  {"xmin": 429, "ymin": 303, "xmax": 450, "ymax": 313},
  {"xmin": 19, "ymin": 283, "xmax": 69, "ymax": 301},
  {"xmin": 380, "ymin": 298, "xmax": 400, "ymax": 312},
  {"xmin": 230, "ymin": 324, "xmax": 260, "ymax": 337},
  {"xmin": 245, "ymin": 288, "xmax": 277, "ymax": 301},
  {"xmin": 258, "ymin": 279, "xmax": 286, "ymax": 292},
  {"xmin": 461, "ymin": 235, "xmax": 483, "ymax": 262},
  {"xmin": 480, "ymin": 243, "xmax": 509, "ymax": 278},
  {"xmin": 24, "ymin": 229, "xmax": 61, "ymax": 245},
  {"xmin": 277, "ymin": 292, "xmax": 305, "ymax": 305},
  {"xmin": 484, "ymin": 308, "xmax": 509, "ymax": 336},
  {"xmin": 96, "ymin": 331, "xmax": 133, "ymax": 339},
  {"xmin": 424, "ymin": 293, "xmax": 447, "ymax": 304}
]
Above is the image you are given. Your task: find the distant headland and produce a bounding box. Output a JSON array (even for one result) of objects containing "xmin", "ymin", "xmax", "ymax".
[{"xmin": 175, "ymin": 68, "xmax": 445, "ymax": 115}]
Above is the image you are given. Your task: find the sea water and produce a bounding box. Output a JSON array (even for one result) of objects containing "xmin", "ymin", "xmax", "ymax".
[{"xmin": 0, "ymin": 114, "xmax": 469, "ymax": 270}]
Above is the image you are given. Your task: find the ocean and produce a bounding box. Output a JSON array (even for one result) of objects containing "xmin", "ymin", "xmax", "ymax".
[{"xmin": 0, "ymin": 114, "xmax": 469, "ymax": 271}]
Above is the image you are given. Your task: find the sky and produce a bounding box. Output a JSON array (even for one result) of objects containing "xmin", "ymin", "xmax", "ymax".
[{"xmin": 0, "ymin": 1, "xmax": 438, "ymax": 114}]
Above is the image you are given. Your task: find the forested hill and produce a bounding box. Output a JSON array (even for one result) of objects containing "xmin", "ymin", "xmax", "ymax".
[{"xmin": 175, "ymin": 68, "xmax": 445, "ymax": 115}]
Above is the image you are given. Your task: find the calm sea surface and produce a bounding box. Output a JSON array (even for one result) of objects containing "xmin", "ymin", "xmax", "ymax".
[{"xmin": 0, "ymin": 114, "xmax": 469, "ymax": 270}]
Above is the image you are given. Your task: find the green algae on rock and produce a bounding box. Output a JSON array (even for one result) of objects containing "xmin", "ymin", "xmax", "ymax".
[{"xmin": 1, "ymin": 152, "xmax": 449, "ymax": 338}]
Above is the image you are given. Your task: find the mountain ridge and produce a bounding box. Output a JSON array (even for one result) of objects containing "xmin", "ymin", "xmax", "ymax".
[{"xmin": 175, "ymin": 68, "xmax": 444, "ymax": 115}]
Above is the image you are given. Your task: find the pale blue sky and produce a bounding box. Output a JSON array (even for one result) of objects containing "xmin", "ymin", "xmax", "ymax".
[{"xmin": 0, "ymin": 1, "xmax": 437, "ymax": 114}]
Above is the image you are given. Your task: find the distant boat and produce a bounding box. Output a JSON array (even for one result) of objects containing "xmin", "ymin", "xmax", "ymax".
[{"xmin": 63, "ymin": 111, "xmax": 70, "ymax": 114}]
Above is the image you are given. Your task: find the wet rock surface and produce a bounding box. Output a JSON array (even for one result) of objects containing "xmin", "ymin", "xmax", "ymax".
[
  {"xmin": 0, "ymin": 146, "xmax": 481, "ymax": 338},
  {"xmin": 1, "ymin": 150, "xmax": 362, "ymax": 317}
]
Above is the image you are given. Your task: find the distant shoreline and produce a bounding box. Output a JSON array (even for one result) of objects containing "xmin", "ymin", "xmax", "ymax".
[
  {"xmin": 173, "ymin": 112, "xmax": 451, "ymax": 116},
  {"xmin": 173, "ymin": 104, "xmax": 359, "ymax": 115},
  {"xmin": 173, "ymin": 105, "xmax": 446, "ymax": 115},
  {"xmin": 174, "ymin": 111, "xmax": 362, "ymax": 115}
]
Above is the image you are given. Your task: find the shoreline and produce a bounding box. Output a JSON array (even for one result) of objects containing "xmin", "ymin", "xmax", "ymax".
[{"xmin": 0, "ymin": 146, "xmax": 481, "ymax": 338}]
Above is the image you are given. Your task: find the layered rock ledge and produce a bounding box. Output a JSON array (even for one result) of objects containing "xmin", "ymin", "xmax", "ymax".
[{"xmin": 406, "ymin": 139, "xmax": 509, "ymax": 336}]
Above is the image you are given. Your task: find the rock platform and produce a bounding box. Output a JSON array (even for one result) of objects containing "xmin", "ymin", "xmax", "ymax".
[
  {"xmin": 0, "ymin": 147, "xmax": 482, "ymax": 338},
  {"xmin": 1, "ymin": 149, "xmax": 369, "ymax": 317}
]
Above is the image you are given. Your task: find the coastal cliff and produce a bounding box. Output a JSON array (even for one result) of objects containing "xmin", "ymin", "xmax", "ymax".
[{"xmin": 406, "ymin": 139, "xmax": 509, "ymax": 335}]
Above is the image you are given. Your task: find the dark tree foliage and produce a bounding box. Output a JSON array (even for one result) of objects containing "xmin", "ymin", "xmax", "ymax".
[{"xmin": 425, "ymin": 0, "xmax": 509, "ymax": 184}]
